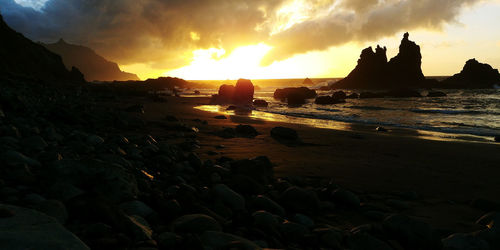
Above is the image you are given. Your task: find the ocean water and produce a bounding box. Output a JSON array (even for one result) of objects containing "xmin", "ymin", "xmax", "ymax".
[{"xmin": 185, "ymin": 79, "xmax": 500, "ymax": 142}]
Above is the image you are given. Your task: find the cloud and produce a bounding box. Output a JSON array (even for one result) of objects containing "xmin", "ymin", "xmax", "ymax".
[
  {"xmin": 262, "ymin": 0, "xmax": 481, "ymax": 65},
  {"xmin": 0, "ymin": 0, "xmax": 481, "ymax": 70}
]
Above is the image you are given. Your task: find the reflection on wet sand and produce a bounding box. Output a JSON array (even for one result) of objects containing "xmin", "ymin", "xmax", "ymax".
[{"xmin": 195, "ymin": 105, "xmax": 494, "ymax": 143}]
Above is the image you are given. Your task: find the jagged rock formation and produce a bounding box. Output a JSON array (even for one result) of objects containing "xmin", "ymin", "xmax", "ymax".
[
  {"xmin": 302, "ymin": 78, "xmax": 314, "ymax": 85},
  {"xmin": 333, "ymin": 33, "xmax": 431, "ymax": 89},
  {"xmin": 0, "ymin": 14, "xmax": 84, "ymax": 83},
  {"xmin": 441, "ymin": 59, "xmax": 500, "ymax": 88},
  {"xmin": 42, "ymin": 39, "xmax": 139, "ymax": 82}
]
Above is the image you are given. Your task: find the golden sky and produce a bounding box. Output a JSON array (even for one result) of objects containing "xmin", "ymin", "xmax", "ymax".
[{"xmin": 6, "ymin": 0, "xmax": 500, "ymax": 80}]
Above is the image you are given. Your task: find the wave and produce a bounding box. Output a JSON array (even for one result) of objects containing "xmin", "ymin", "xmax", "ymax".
[
  {"xmin": 350, "ymin": 105, "xmax": 398, "ymax": 111},
  {"xmin": 410, "ymin": 109, "xmax": 500, "ymax": 115},
  {"xmin": 261, "ymin": 109, "xmax": 500, "ymax": 137}
]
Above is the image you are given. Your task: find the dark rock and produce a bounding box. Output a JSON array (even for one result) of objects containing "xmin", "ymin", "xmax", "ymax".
[
  {"xmin": 235, "ymin": 124, "xmax": 258, "ymax": 138},
  {"xmin": 333, "ymin": 33, "xmax": 429, "ymax": 89},
  {"xmin": 314, "ymin": 95, "xmax": 346, "ymax": 104},
  {"xmin": 157, "ymin": 232, "xmax": 182, "ymax": 249},
  {"xmin": 476, "ymin": 212, "xmax": 500, "ymax": 230},
  {"xmin": 270, "ymin": 126, "xmax": 298, "ymax": 141},
  {"xmin": 359, "ymin": 92, "xmax": 384, "ymax": 98},
  {"xmin": 214, "ymin": 115, "xmax": 227, "ymax": 119},
  {"xmin": 211, "ymin": 79, "xmax": 254, "ymax": 104},
  {"xmin": 0, "ymin": 150, "xmax": 40, "ymax": 167},
  {"xmin": 231, "ymin": 156, "xmax": 274, "ymax": 184},
  {"xmin": 347, "ymin": 232, "xmax": 393, "ymax": 250},
  {"xmin": 279, "ymin": 221, "xmax": 309, "ymax": 242},
  {"xmin": 331, "ymin": 188, "xmax": 360, "ymax": 208},
  {"xmin": 427, "ymin": 91, "xmax": 447, "ymax": 97},
  {"xmin": 376, "ymin": 127, "xmax": 388, "ymax": 132},
  {"xmin": 382, "ymin": 214, "xmax": 439, "ymax": 249},
  {"xmin": 200, "ymin": 231, "xmax": 261, "ymax": 250},
  {"xmin": 165, "ymin": 115, "xmax": 178, "ymax": 121},
  {"xmin": 332, "ymin": 91, "xmax": 347, "ymax": 100},
  {"xmin": 281, "ymin": 186, "xmax": 321, "ymax": 213},
  {"xmin": 470, "ymin": 198, "xmax": 500, "ymax": 211},
  {"xmin": 212, "ymin": 184, "xmax": 246, "ymax": 211},
  {"xmin": 442, "ymin": 233, "xmax": 490, "ymax": 250},
  {"xmin": 119, "ymin": 200, "xmax": 154, "ymax": 218},
  {"xmin": 384, "ymin": 89, "xmax": 421, "ymax": 98},
  {"xmin": 274, "ymin": 87, "xmax": 316, "ymax": 101},
  {"xmin": 124, "ymin": 104, "xmax": 144, "ymax": 113},
  {"xmin": 216, "ymin": 128, "xmax": 236, "ymax": 138},
  {"xmin": 172, "ymin": 214, "xmax": 221, "ymax": 234},
  {"xmin": 347, "ymin": 93, "xmax": 359, "ymax": 99},
  {"xmin": 253, "ymin": 99, "xmax": 269, "ymax": 107},
  {"xmin": 124, "ymin": 215, "xmax": 153, "ymax": 240},
  {"xmin": 0, "ymin": 204, "xmax": 89, "ymax": 249},
  {"xmin": 303, "ymin": 77, "xmax": 314, "ymax": 85},
  {"xmin": 33, "ymin": 200, "xmax": 68, "ymax": 224},
  {"xmin": 226, "ymin": 105, "xmax": 237, "ymax": 110},
  {"xmin": 494, "ymin": 136, "xmax": 499, "ymax": 142},
  {"xmin": 442, "ymin": 58, "xmax": 500, "ymax": 88},
  {"xmin": 253, "ymin": 210, "xmax": 279, "ymax": 231},
  {"xmin": 251, "ymin": 195, "xmax": 285, "ymax": 217}
]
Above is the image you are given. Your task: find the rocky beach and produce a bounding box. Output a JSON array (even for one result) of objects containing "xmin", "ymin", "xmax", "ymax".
[{"xmin": 1, "ymin": 4, "xmax": 500, "ymax": 250}]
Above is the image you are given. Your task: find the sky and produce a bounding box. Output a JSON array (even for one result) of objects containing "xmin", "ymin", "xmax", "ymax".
[{"xmin": 2, "ymin": 0, "xmax": 500, "ymax": 80}]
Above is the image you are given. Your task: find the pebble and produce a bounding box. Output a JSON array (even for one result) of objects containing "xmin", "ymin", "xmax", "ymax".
[{"xmin": 172, "ymin": 214, "xmax": 221, "ymax": 234}]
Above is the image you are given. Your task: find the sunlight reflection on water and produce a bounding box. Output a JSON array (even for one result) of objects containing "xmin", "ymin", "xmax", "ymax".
[{"xmin": 195, "ymin": 105, "xmax": 494, "ymax": 143}]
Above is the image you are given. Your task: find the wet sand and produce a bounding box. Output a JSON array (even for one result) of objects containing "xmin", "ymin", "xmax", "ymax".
[{"xmin": 135, "ymin": 95, "xmax": 499, "ymax": 232}]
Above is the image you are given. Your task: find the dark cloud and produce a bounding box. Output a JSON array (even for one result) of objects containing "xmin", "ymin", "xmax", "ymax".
[{"xmin": 0, "ymin": 0, "xmax": 481, "ymax": 70}]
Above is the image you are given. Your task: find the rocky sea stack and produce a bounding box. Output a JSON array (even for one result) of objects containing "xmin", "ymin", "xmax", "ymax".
[
  {"xmin": 210, "ymin": 79, "xmax": 255, "ymax": 105},
  {"xmin": 442, "ymin": 59, "xmax": 500, "ymax": 88},
  {"xmin": 332, "ymin": 33, "xmax": 433, "ymax": 89}
]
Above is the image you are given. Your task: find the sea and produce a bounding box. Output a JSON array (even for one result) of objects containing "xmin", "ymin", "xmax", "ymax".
[{"xmin": 185, "ymin": 78, "xmax": 500, "ymax": 143}]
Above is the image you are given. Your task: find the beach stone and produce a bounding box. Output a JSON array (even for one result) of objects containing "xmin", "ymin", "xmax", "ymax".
[
  {"xmin": 386, "ymin": 199, "xmax": 410, "ymax": 210},
  {"xmin": 281, "ymin": 186, "xmax": 321, "ymax": 213},
  {"xmin": 227, "ymin": 174, "xmax": 265, "ymax": 196},
  {"xmin": 22, "ymin": 135, "xmax": 48, "ymax": 151},
  {"xmin": 214, "ymin": 115, "xmax": 227, "ymax": 119},
  {"xmin": 292, "ymin": 213, "xmax": 314, "ymax": 228},
  {"xmin": 125, "ymin": 215, "xmax": 153, "ymax": 240},
  {"xmin": 157, "ymin": 232, "xmax": 182, "ymax": 249},
  {"xmin": 347, "ymin": 232, "xmax": 393, "ymax": 250},
  {"xmin": 251, "ymin": 195, "xmax": 285, "ymax": 217},
  {"xmin": 0, "ymin": 204, "xmax": 89, "ymax": 250},
  {"xmin": 494, "ymin": 136, "xmax": 499, "ymax": 142},
  {"xmin": 119, "ymin": 200, "xmax": 154, "ymax": 218},
  {"xmin": 212, "ymin": 184, "xmax": 245, "ymax": 211},
  {"xmin": 279, "ymin": 221, "xmax": 309, "ymax": 242},
  {"xmin": 253, "ymin": 99, "xmax": 268, "ymax": 107},
  {"xmin": 314, "ymin": 227, "xmax": 343, "ymax": 248},
  {"xmin": 376, "ymin": 126, "xmax": 388, "ymax": 132},
  {"xmin": 86, "ymin": 134, "xmax": 105, "ymax": 146},
  {"xmin": 0, "ymin": 150, "xmax": 40, "ymax": 167},
  {"xmin": 382, "ymin": 214, "xmax": 438, "ymax": 249},
  {"xmin": 235, "ymin": 124, "xmax": 258, "ymax": 138},
  {"xmin": 270, "ymin": 126, "xmax": 298, "ymax": 141},
  {"xmin": 442, "ymin": 233, "xmax": 490, "ymax": 250},
  {"xmin": 476, "ymin": 212, "xmax": 500, "ymax": 230},
  {"xmin": 172, "ymin": 214, "xmax": 221, "ymax": 234},
  {"xmin": 253, "ymin": 210, "xmax": 279, "ymax": 231},
  {"xmin": 216, "ymin": 127, "xmax": 236, "ymax": 138},
  {"xmin": 427, "ymin": 91, "xmax": 447, "ymax": 97},
  {"xmin": 47, "ymin": 182, "xmax": 84, "ymax": 202},
  {"xmin": 231, "ymin": 156, "xmax": 273, "ymax": 184},
  {"xmin": 200, "ymin": 231, "xmax": 261, "ymax": 250},
  {"xmin": 331, "ymin": 188, "xmax": 360, "ymax": 208},
  {"xmin": 23, "ymin": 193, "xmax": 46, "ymax": 204},
  {"xmin": 274, "ymin": 87, "xmax": 316, "ymax": 100},
  {"xmin": 34, "ymin": 199, "xmax": 68, "ymax": 224}
]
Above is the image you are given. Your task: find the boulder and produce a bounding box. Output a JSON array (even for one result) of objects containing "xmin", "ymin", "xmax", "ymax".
[
  {"xmin": 253, "ymin": 99, "xmax": 268, "ymax": 107},
  {"xmin": 251, "ymin": 195, "xmax": 285, "ymax": 217},
  {"xmin": 211, "ymin": 79, "xmax": 255, "ymax": 104},
  {"xmin": 442, "ymin": 233, "xmax": 490, "ymax": 250},
  {"xmin": 382, "ymin": 214, "xmax": 439, "ymax": 249},
  {"xmin": 331, "ymin": 188, "xmax": 360, "ymax": 209},
  {"xmin": 119, "ymin": 200, "xmax": 154, "ymax": 218},
  {"xmin": 270, "ymin": 126, "xmax": 299, "ymax": 141},
  {"xmin": 314, "ymin": 95, "xmax": 346, "ymax": 104},
  {"xmin": 231, "ymin": 156, "xmax": 274, "ymax": 184},
  {"xmin": 172, "ymin": 214, "xmax": 221, "ymax": 234},
  {"xmin": 273, "ymin": 87, "xmax": 317, "ymax": 100},
  {"xmin": 212, "ymin": 184, "xmax": 246, "ymax": 211},
  {"xmin": 346, "ymin": 232, "xmax": 393, "ymax": 250},
  {"xmin": 281, "ymin": 186, "xmax": 321, "ymax": 213},
  {"xmin": 332, "ymin": 91, "xmax": 347, "ymax": 100},
  {"xmin": 235, "ymin": 124, "xmax": 258, "ymax": 138},
  {"xmin": 303, "ymin": 77, "xmax": 314, "ymax": 85},
  {"xmin": 200, "ymin": 231, "xmax": 261, "ymax": 250},
  {"xmin": 442, "ymin": 58, "xmax": 500, "ymax": 88},
  {"xmin": 0, "ymin": 204, "xmax": 89, "ymax": 250},
  {"xmin": 427, "ymin": 91, "xmax": 447, "ymax": 97}
]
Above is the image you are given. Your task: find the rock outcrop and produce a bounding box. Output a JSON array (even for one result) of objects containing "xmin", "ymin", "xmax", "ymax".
[
  {"xmin": 303, "ymin": 77, "xmax": 314, "ymax": 85},
  {"xmin": 332, "ymin": 33, "xmax": 431, "ymax": 89},
  {"xmin": 210, "ymin": 79, "xmax": 255, "ymax": 105},
  {"xmin": 441, "ymin": 59, "xmax": 500, "ymax": 88},
  {"xmin": 42, "ymin": 39, "xmax": 139, "ymax": 82},
  {"xmin": 0, "ymin": 14, "xmax": 84, "ymax": 83}
]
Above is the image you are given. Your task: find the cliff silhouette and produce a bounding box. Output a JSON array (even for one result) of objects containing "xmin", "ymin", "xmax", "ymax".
[
  {"xmin": 333, "ymin": 33, "xmax": 432, "ymax": 89},
  {"xmin": 42, "ymin": 39, "xmax": 139, "ymax": 82},
  {"xmin": 0, "ymin": 14, "xmax": 84, "ymax": 83}
]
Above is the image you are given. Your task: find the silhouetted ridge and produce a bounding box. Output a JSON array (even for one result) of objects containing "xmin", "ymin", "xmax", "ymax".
[
  {"xmin": 0, "ymin": 14, "xmax": 84, "ymax": 83},
  {"xmin": 332, "ymin": 33, "xmax": 430, "ymax": 89},
  {"xmin": 42, "ymin": 40, "xmax": 139, "ymax": 82},
  {"xmin": 442, "ymin": 59, "xmax": 500, "ymax": 88}
]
